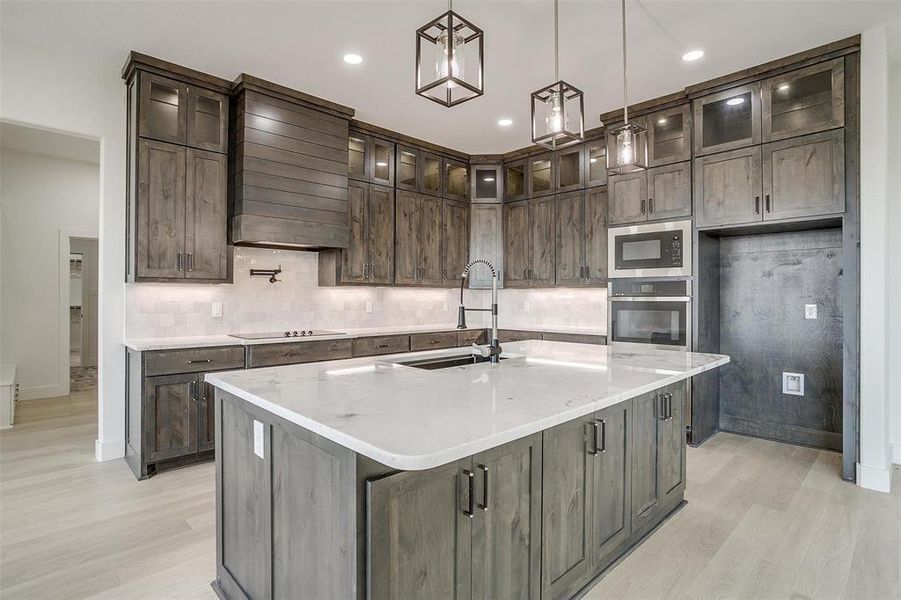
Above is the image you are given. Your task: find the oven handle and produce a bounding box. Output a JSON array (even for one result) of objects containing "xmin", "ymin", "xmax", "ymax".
[{"xmin": 608, "ymin": 296, "xmax": 692, "ymax": 302}]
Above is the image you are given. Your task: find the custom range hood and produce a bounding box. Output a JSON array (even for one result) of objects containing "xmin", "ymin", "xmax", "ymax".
[{"xmin": 231, "ymin": 74, "xmax": 355, "ymax": 250}]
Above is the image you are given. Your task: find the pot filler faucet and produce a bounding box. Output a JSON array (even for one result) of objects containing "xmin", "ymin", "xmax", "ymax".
[{"xmin": 456, "ymin": 259, "xmax": 502, "ymax": 363}]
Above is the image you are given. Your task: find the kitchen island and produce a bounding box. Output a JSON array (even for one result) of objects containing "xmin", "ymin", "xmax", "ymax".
[{"xmin": 207, "ymin": 340, "xmax": 728, "ymax": 600}]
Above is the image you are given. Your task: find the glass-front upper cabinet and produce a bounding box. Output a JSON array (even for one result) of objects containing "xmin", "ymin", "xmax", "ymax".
[
  {"xmin": 647, "ymin": 104, "xmax": 691, "ymax": 166},
  {"xmin": 396, "ymin": 145, "xmax": 419, "ymax": 191},
  {"xmin": 370, "ymin": 137, "xmax": 395, "ymax": 187},
  {"xmin": 584, "ymin": 138, "xmax": 608, "ymax": 188},
  {"xmin": 472, "ymin": 165, "xmax": 502, "ymax": 203},
  {"xmin": 444, "ymin": 158, "xmax": 469, "ymax": 201},
  {"xmin": 761, "ymin": 58, "xmax": 844, "ymax": 142},
  {"xmin": 528, "ymin": 153, "xmax": 555, "ymax": 197},
  {"xmin": 556, "ymin": 146, "xmax": 584, "ymax": 192},
  {"xmin": 693, "ymin": 82, "xmax": 761, "ymax": 156},
  {"xmin": 504, "ymin": 159, "xmax": 526, "ymax": 202},
  {"xmin": 421, "ymin": 152, "xmax": 442, "ymax": 196},
  {"xmin": 348, "ymin": 132, "xmax": 368, "ymax": 180}
]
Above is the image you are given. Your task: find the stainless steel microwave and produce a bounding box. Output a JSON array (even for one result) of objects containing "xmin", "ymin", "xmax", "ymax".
[{"xmin": 607, "ymin": 219, "xmax": 693, "ymax": 278}]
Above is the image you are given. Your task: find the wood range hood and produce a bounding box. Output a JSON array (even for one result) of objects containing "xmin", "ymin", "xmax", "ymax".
[{"xmin": 230, "ymin": 74, "xmax": 356, "ymax": 251}]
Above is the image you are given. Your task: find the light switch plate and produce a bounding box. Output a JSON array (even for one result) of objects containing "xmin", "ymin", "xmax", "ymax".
[
  {"xmin": 211, "ymin": 302, "xmax": 223, "ymax": 318},
  {"xmin": 804, "ymin": 304, "xmax": 817, "ymax": 319},
  {"xmin": 365, "ymin": 300, "xmax": 372, "ymax": 314},
  {"xmin": 782, "ymin": 372, "xmax": 805, "ymax": 396},
  {"xmin": 253, "ymin": 419, "xmax": 265, "ymax": 459}
]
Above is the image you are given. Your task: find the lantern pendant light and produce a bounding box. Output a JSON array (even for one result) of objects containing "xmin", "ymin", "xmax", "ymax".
[
  {"xmin": 531, "ymin": 0, "xmax": 585, "ymax": 150},
  {"xmin": 607, "ymin": 0, "xmax": 648, "ymax": 174},
  {"xmin": 415, "ymin": 0, "xmax": 484, "ymax": 107}
]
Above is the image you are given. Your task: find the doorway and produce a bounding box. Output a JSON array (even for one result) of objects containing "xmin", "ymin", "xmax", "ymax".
[{"xmin": 69, "ymin": 238, "xmax": 98, "ymax": 392}]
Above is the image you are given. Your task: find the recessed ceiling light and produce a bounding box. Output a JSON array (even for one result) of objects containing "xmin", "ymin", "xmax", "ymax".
[
  {"xmin": 726, "ymin": 97, "xmax": 745, "ymax": 106},
  {"xmin": 681, "ymin": 49, "xmax": 705, "ymax": 62},
  {"xmin": 343, "ymin": 53, "xmax": 363, "ymax": 65},
  {"xmin": 497, "ymin": 118, "xmax": 513, "ymax": 127}
]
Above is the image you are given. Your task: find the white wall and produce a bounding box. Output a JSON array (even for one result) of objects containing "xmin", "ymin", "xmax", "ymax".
[
  {"xmin": 887, "ymin": 31, "xmax": 901, "ymax": 466},
  {"xmin": 0, "ymin": 149, "xmax": 99, "ymax": 398}
]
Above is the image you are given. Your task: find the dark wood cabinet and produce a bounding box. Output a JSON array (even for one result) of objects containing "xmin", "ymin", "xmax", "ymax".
[
  {"xmin": 693, "ymin": 82, "xmax": 762, "ymax": 156},
  {"xmin": 556, "ymin": 145, "xmax": 584, "ymax": 192},
  {"xmin": 608, "ymin": 170, "xmax": 647, "ymax": 225},
  {"xmin": 198, "ymin": 380, "xmax": 216, "ymax": 452},
  {"xmin": 442, "ymin": 199, "xmax": 470, "ymax": 285},
  {"xmin": 583, "ymin": 138, "xmax": 608, "ymax": 188},
  {"xmin": 319, "ymin": 181, "xmax": 395, "ymax": 285},
  {"xmin": 589, "ymin": 401, "xmax": 632, "ymax": 570},
  {"xmin": 472, "ymin": 434, "xmax": 543, "ymax": 600},
  {"xmin": 503, "ymin": 201, "xmax": 529, "ymax": 287},
  {"xmin": 504, "ymin": 159, "xmax": 527, "ymax": 202},
  {"xmin": 761, "ymin": 58, "xmax": 845, "ymax": 143},
  {"xmin": 471, "ymin": 164, "xmax": 502, "ymax": 204},
  {"xmin": 504, "ymin": 198, "xmax": 555, "ymax": 288},
  {"xmin": 395, "ymin": 191, "xmax": 442, "ymax": 286},
  {"xmin": 144, "ymin": 372, "xmax": 199, "ymax": 463},
  {"xmin": 555, "ymin": 189, "xmax": 608, "ymax": 286},
  {"xmin": 762, "ymin": 129, "xmax": 845, "ymax": 220},
  {"xmin": 367, "ymin": 460, "xmax": 474, "ymax": 600},
  {"xmin": 347, "ymin": 131, "xmax": 394, "ymax": 186},
  {"xmin": 348, "ymin": 131, "xmax": 368, "ymax": 180},
  {"xmin": 421, "ymin": 151, "xmax": 443, "ymax": 196},
  {"xmin": 609, "ymin": 163, "xmax": 691, "ymax": 226},
  {"xmin": 127, "ymin": 59, "xmax": 231, "ymax": 283},
  {"xmin": 528, "ymin": 153, "xmax": 555, "ymax": 197},
  {"xmin": 647, "ymin": 104, "xmax": 691, "ymax": 167},
  {"xmin": 469, "ymin": 203, "xmax": 504, "ymax": 289},
  {"xmin": 444, "ymin": 157, "xmax": 470, "ymax": 201},
  {"xmin": 396, "ymin": 144, "xmax": 419, "ymax": 191},
  {"xmin": 694, "ymin": 146, "xmax": 762, "ymax": 227},
  {"xmin": 371, "ymin": 137, "xmax": 395, "ymax": 187}
]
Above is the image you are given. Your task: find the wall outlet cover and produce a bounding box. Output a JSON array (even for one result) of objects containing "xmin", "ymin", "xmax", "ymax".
[
  {"xmin": 804, "ymin": 304, "xmax": 817, "ymax": 319},
  {"xmin": 782, "ymin": 372, "xmax": 805, "ymax": 396},
  {"xmin": 524, "ymin": 301, "xmax": 531, "ymax": 313},
  {"xmin": 211, "ymin": 302, "xmax": 223, "ymax": 318},
  {"xmin": 365, "ymin": 300, "xmax": 372, "ymax": 314}
]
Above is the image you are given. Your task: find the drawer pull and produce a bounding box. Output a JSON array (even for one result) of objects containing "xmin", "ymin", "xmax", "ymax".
[
  {"xmin": 187, "ymin": 359, "xmax": 211, "ymax": 364},
  {"xmin": 376, "ymin": 344, "xmax": 391, "ymax": 349},
  {"xmin": 429, "ymin": 340, "xmax": 440, "ymax": 344}
]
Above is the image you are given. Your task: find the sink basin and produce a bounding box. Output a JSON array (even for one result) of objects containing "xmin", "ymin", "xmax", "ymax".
[{"xmin": 396, "ymin": 353, "xmax": 507, "ymax": 370}]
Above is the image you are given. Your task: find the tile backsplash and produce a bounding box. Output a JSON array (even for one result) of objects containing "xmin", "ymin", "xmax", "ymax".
[{"xmin": 125, "ymin": 247, "xmax": 607, "ymax": 338}]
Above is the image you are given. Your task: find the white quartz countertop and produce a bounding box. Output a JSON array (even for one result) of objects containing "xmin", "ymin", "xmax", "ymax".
[
  {"xmin": 123, "ymin": 324, "xmax": 608, "ymax": 351},
  {"xmin": 205, "ymin": 340, "xmax": 729, "ymax": 471}
]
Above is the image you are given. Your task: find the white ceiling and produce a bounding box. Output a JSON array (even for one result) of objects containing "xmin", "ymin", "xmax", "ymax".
[
  {"xmin": 2, "ymin": 1, "xmax": 899, "ymax": 154},
  {"xmin": 0, "ymin": 122, "xmax": 100, "ymax": 164}
]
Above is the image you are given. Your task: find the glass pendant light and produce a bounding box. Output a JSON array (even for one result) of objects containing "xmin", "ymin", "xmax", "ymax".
[
  {"xmin": 607, "ymin": 0, "xmax": 647, "ymax": 174},
  {"xmin": 415, "ymin": 0, "xmax": 484, "ymax": 107},
  {"xmin": 531, "ymin": 0, "xmax": 585, "ymax": 150}
]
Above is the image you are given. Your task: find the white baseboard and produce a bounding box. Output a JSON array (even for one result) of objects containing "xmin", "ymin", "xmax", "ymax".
[
  {"xmin": 95, "ymin": 437, "xmax": 125, "ymax": 462},
  {"xmin": 857, "ymin": 462, "xmax": 892, "ymax": 493},
  {"xmin": 19, "ymin": 383, "xmax": 68, "ymax": 401}
]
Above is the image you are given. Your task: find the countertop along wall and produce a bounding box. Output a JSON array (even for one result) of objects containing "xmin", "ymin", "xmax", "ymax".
[{"xmin": 125, "ymin": 247, "xmax": 608, "ymax": 338}]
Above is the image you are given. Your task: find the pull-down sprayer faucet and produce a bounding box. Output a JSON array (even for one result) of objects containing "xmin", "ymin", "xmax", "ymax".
[{"xmin": 456, "ymin": 259, "xmax": 502, "ymax": 363}]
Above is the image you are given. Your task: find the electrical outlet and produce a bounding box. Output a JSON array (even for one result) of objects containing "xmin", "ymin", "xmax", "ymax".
[
  {"xmin": 804, "ymin": 304, "xmax": 817, "ymax": 319},
  {"xmin": 524, "ymin": 301, "xmax": 531, "ymax": 313},
  {"xmin": 211, "ymin": 302, "xmax": 223, "ymax": 318},
  {"xmin": 782, "ymin": 372, "xmax": 805, "ymax": 396},
  {"xmin": 365, "ymin": 300, "xmax": 372, "ymax": 314}
]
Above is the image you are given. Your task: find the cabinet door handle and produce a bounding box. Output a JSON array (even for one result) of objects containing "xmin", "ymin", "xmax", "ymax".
[
  {"xmin": 640, "ymin": 199, "xmax": 646, "ymax": 215},
  {"xmin": 586, "ymin": 421, "xmax": 600, "ymax": 456},
  {"xmin": 523, "ymin": 268, "xmax": 528, "ymax": 280},
  {"xmin": 765, "ymin": 194, "xmax": 771, "ymax": 213},
  {"xmin": 177, "ymin": 252, "xmax": 183, "ymax": 272},
  {"xmin": 187, "ymin": 359, "xmax": 211, "ymax": 364},
  {"xmin": 187, "ymin": 253, "xmax": 194, "ymax": 272},
  {"xmin": 461, "ymin": 469, "xmax": 475, "ymax": 518},
  {"xmin": 477, "ymin": 464, "xmax": 489, "ymax": 511},
  {"xmin": 755, "ymin": 196, "xmax": 760, "ymax": 214},
  {"xmin": 598, "ymin": 419, "xmax": 607, "ymax": 452},
  {"xmin": 655, "ymin": 394, "xmax": 664, "ymax": 420},
  {"xmin": 648, "ymin": 198, "xmax": 654, "ymax": 214},
  {"xmin": 190, "ymin": 380, "xmax": 197, "ymax": 401}
]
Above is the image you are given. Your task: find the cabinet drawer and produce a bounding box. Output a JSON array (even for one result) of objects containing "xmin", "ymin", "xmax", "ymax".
[
  {"xmin": 541, "ymin": 332, "xmax": 607, "ymax": 345},
  {"xmin": 352, "ymin": 335, "xmax": 410, "ymax": 357},
  {"xmin": 246, "ymin": 339, "xmax": 352, "ymax": 368},
  {"xmin": 144, "ymin": 346, "xmax": 244, "ymax": 377},
  {"xmin": 410, "ymin": 331, "xmax": 458, "ymax": 352},
  {"xmin": 458, "ymin": 329, "xmax": 488, "ymax": 347},
  {"xmin": 498, "ymin": 329, "xmax": 542, "ymax": 343}
]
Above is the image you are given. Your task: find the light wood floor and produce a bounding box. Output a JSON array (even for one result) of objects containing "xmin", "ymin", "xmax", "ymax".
[{"xmin": 1, "ymin": 392, "xmax": 899, "ymax": 599}]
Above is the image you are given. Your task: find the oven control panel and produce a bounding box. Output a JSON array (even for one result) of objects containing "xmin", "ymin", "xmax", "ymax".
[{"xmin": 609, "ymin": 279, "xmax": 691, "ymax": 297}]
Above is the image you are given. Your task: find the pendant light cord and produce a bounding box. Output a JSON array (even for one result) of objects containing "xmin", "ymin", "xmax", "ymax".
[
  {"xmin": 554, "ymin": 0, "xmax": 559, "ymax": 81},
  {"xmin": 621, "ymin": 0, "xmax": 629, "ymax": 124}
]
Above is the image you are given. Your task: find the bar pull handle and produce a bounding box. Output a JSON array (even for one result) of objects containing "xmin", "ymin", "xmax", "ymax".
[
  {"xmin": 477, "ymin": 464, "xmax": 489, "ymax": 511},
  {"xmin": 648, "ymin": 198, "xmax": 654, "ymax": 214},
  {"xmin": 586, "ymin": 421, "xmax": 599, "ymax": 456},
  {"xmin": 190, "ymin": 380, "xmax": 197, "ymax": 401},
  {"xmin": 765, "ymin": 194, "xmax": 771, "ymax": 213},
  {"xmin": 598, "ymin": 419, "xmax": 607, "ymax": 453},
  {"xmin": 187, "ymin": 359, "xmax": 211, "ymax": 364},
  {"xmin": 376, "ymin": 344, "xmax": 391, "ymax": 349},
  {"xmin": 187, "ymin": 253, "xmax": 194, "ymax": 272},
  {"xmin": 754, "ymin": 195, "xmax": 760, "ymax": 214},
  {"xmin": 655, "ymin": 394, "xmax": 665, "ymax": 420},
  {"xmin": 461, "ymin": 469, "xmax": 475, "ymax": 518},
  {"xmin": 523, "ymin": 268, "xmax": 528, "ymax": 280},
  {"xmin": 640, "ymin": 199, "xmax": 646, "ymax": 215},
  {"xmin": 665, "ymin": 393, "xmax": 673, "ymax": 421},
  {"xmin": 177, "ymin": 251, "xmax": 184, "ymax": 272}
]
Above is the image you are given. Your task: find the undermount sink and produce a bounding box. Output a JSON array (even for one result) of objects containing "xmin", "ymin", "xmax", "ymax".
[{"xmin": 396, "ymin": 353, "xmax": 508, "ymax": 370}]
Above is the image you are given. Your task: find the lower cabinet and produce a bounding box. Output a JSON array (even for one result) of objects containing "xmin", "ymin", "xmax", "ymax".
[{"xmin": 367, "ymin": 433, "xmax": 543, "ymax": 600}]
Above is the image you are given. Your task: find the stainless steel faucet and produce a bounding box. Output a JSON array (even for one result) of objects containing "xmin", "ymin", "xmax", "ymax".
[{"xmin": 456, "ymin": 259, "xmax": 502, "ymax": 363}]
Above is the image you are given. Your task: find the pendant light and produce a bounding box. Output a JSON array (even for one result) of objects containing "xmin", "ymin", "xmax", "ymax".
[
  {"xmin": 415, "ymin": 0, "xmax": 484, "ymax": 107},
  {"xmin": 531, "ymin": 0, "xmax": 585, "ymax": 150},
  {"xmin": 607, "ymin": 0, "xmax": 648, "ymax": 174}
]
